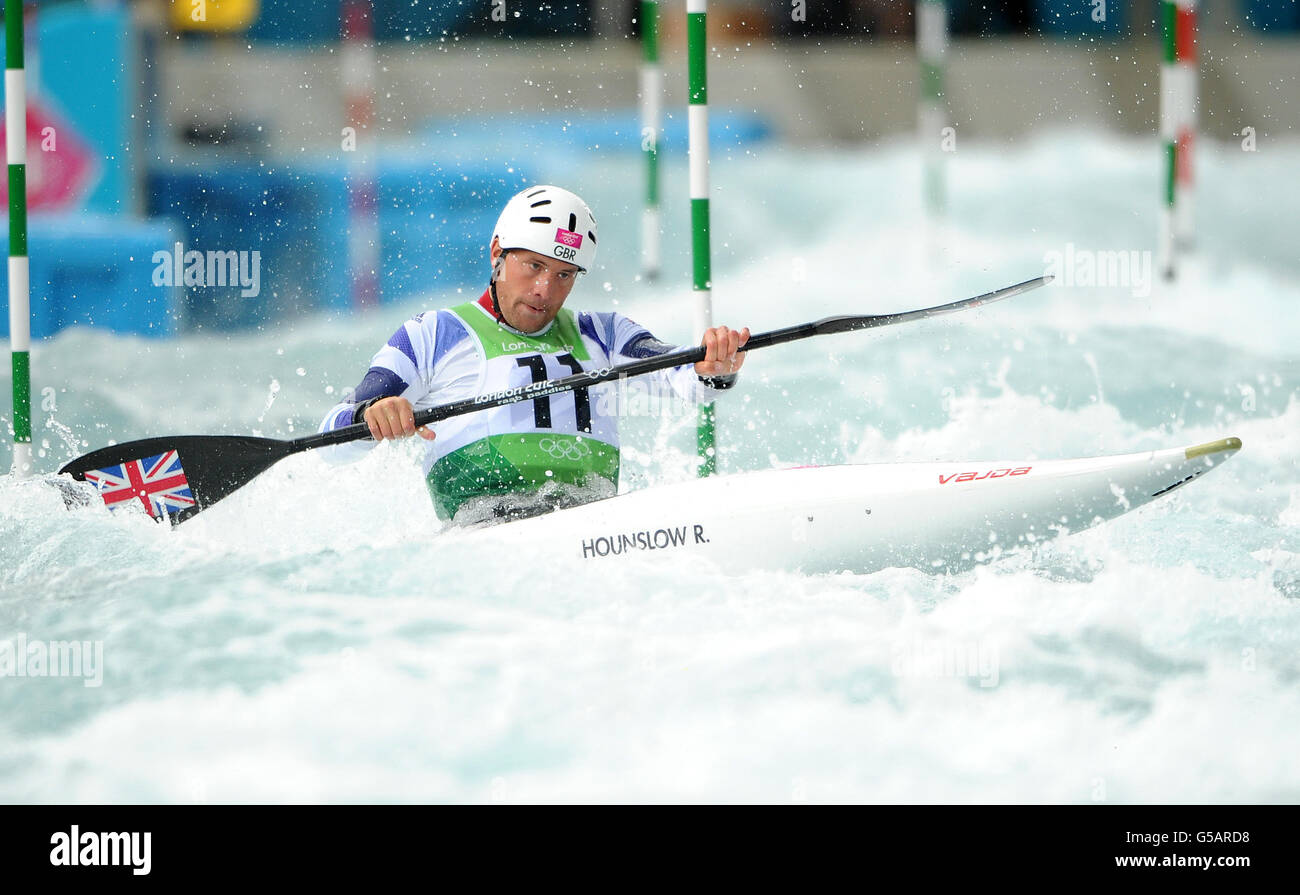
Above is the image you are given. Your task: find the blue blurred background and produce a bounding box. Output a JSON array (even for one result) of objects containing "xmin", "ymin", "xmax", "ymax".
[{"xmin": 0, "ymin": 0, "xmax": 1296, "ymax": 339}]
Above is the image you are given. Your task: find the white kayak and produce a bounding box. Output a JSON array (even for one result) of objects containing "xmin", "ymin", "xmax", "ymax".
[{"xmin": 457, "ymin": 436, "xmax": 1242, "ymax": 575}]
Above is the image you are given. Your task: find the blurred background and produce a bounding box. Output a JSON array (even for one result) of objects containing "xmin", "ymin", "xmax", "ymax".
[{"xmin": 0, "ymin": 0, "xmax": 1295, "ymax": 340}]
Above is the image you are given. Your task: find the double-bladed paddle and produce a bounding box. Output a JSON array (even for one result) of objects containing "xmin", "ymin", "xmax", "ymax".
[{"xmin": 58, "ymin": 275, "xmax": 1051, "ymax": 523}]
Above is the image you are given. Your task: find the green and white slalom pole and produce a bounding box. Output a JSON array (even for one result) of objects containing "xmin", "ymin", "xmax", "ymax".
[
  {"xmin": 1159, "ymin": 0, "xmax": 1197, "ymax": 280},
  {"xmin": 640, "ymin": 0, "xmax": 661, "ymax": 282},
  {"xmin": 687, "ymin": 0, "xmax": 714, "ymax": 477},
  {"xmin": 5, "ymin": 0, "xmax": 31, "ymax": 477},
  {"xmin": 917, "ymin": 0, "xmax": 947, "ymax": 219},
  {"xmin": 1173, "ymin": 0, "xmax": 1197, "ymax": 249}
]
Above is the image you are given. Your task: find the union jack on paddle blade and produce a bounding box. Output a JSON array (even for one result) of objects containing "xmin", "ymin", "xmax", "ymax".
[{"xmin": 82, "ymin": 450, "xmax": 196, "ymax": 520}]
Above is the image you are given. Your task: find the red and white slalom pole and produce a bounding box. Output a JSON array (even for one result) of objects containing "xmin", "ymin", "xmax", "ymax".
[
  {"xmin": 1159, "ymin": 0, "xmax": 1196, "ymax": 280},
  {"xmin": 342, "ymin": 0, "xmax": 379, "ymax": 308}
]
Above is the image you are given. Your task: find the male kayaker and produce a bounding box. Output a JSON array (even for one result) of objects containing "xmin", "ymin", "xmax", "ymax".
[{"xmin": 318, "ymin": 184, "xmax": 749, "ymax": 524}]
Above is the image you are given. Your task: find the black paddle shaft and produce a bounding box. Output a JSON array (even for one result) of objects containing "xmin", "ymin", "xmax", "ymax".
[
  {"xmin": 305, "ymin": 274, "xmax": 1051, "ymax": 451},
  {"xmin": 58, "ymin": 275, "xmax": 1050, "ymax": 523}
]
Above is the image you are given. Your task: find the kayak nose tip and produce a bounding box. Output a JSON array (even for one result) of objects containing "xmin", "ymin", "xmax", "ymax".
[{"xmin": 1185, "ymin": 436, "xmax": 1243, "ymax": 460}]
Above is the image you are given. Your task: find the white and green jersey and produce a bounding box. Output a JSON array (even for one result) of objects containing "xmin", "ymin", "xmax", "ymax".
[{"xmin": 318, "ymin": 290, "xmax": 735, "ymax": 521}]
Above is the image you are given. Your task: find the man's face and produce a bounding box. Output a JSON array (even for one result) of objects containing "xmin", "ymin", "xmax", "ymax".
[{"xmin": 490, "ymin": 239, "xmax": 582, "ymax": 332}]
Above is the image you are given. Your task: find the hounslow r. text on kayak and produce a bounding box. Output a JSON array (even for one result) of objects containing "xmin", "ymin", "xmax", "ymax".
[{"xmin": 581, "ymin": 524, "xmax": 708, "ymax": 558}]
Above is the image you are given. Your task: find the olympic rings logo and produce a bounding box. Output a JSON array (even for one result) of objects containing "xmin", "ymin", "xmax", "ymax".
[{"xmin": 538, "ymin": 437, "xmax": 592, "ymax": 461}]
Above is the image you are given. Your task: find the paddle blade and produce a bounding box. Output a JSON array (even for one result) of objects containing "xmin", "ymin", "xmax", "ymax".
[{"xmin": 59, "ymin": 435, "xmax": 295, "ymax": 524}]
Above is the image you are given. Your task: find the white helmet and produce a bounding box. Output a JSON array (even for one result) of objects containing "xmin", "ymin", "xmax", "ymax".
[{"xmin": 491, "ymin": 185, "xmax": 597, "ymax": 272}]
